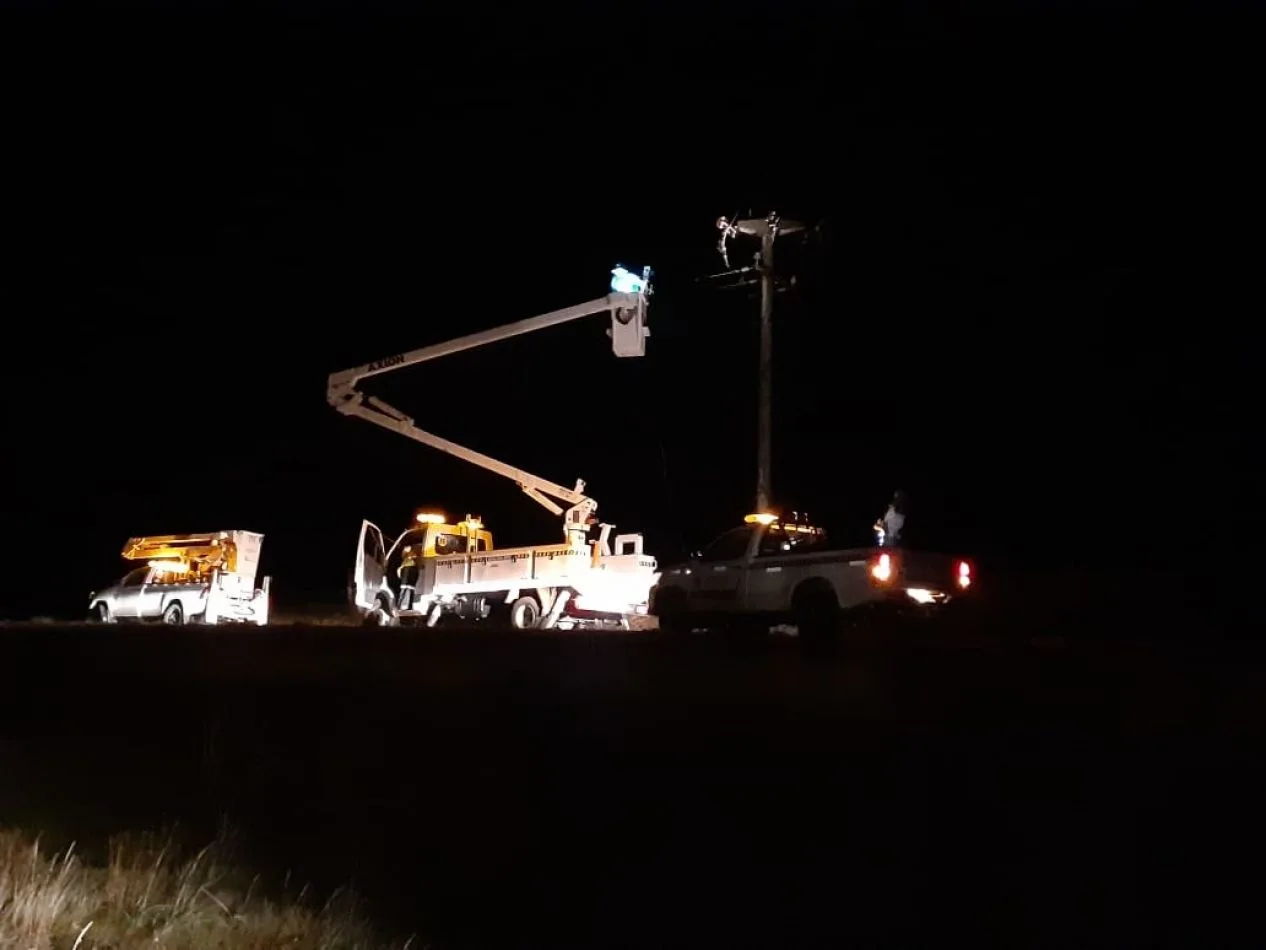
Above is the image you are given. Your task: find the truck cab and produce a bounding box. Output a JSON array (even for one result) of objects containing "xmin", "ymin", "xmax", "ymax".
[
  {"xmin": 93, "ymin": 564, "xmax": 186, "ymax": 621},
  {"xmin": 400, "ymin": 513, "xmax": 494, "ymax": 563},
  {"xmin": 353, "ymin": 512, "xmax": 494, "ymax": 619}
]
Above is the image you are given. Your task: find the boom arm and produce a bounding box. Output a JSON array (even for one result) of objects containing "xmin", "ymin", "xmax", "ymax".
[
  {"xmin": 326, "ymin": 270, "xmax": 651, "ymax": 544},
  {"xmin": 122, "ymin": 533, "xmax": 236, "ymax": 571}
]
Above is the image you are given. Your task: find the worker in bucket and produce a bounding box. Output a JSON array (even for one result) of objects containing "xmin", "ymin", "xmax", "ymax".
[{"xmin": 873, "ymin": 490, "xmax": 907, "ymax": 547}]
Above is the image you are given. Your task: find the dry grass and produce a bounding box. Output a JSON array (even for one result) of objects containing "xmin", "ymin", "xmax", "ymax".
[
  {"xmin": 3, "ymin": 610, "xmax": 659, "ymax": 631},
  {"xmin": 267, "ymin": 610, "xmax": 364, "ymax": 627},
  {"xmin": 0, "ymin": 611, "xmax": 362, "ymax": 628},
  {"xmin": 0, "ymin": 828, "xmax": 416, "ymax": 950}
]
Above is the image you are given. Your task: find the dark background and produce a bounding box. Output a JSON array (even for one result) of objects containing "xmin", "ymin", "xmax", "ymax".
[
  {"xmin": 3, "ymin": 7, "xmax": 1266, "ymax": 950},
  {"xmin": 1, "ymin": 2, "xmax": 1257, "ymax": 619}
]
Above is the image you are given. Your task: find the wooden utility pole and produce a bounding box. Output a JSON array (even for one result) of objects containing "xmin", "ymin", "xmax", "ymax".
[
  {"xmin": 715, "ymin": 212, "xmax": 804, "ymax": 514},
  {"xmin": 756, "ymin": 225, "xmax": 775, "ymax": 513}
]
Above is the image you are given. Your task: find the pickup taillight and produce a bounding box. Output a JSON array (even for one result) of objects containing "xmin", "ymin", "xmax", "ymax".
[
  {"xmin": 870, "ymin": 552, "xmax": 895, "ymax": 583},
  {"xmin": 955, "ymin": 560, "xmax": 972, "ymax": 590}
]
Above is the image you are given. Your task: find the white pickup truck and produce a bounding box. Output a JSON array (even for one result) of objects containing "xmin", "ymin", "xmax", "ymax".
[
  {"xmin": 648, "ymin": 515, "xmax": 973, "ymax": 639},
  {"xmin": 88, "ymin": 530, "xmax": 271, "ymax": 625}
]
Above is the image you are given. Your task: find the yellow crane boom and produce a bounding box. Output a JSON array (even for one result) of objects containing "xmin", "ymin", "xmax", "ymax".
[{"xmin": 119, "ymin": 530, "xmax": 263, "ymax": 581}]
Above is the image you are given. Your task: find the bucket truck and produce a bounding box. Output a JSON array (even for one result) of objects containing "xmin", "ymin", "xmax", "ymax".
[
  {"xmin": 328, "ymin": 266, "xmax": 659, "ymax": 629},
  {"xmin": 88, "ymin": 530, "xmax": 271, "ymax": 625}
]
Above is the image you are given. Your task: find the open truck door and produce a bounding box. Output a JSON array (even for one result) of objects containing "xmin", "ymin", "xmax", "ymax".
[{"xmin": 352, "ymin": 520, "xmax": 389, "ymax": 611}]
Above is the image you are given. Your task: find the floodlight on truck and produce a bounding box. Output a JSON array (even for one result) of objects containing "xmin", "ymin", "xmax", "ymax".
[{"xmin": 415, "ymin": 511, "xmax": 446, "ymax": 524}]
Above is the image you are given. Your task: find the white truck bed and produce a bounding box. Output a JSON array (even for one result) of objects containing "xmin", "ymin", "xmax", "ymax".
[
  {"xmin": 430, "ymin": 541, "xmax": 651, "ymax": 587},
  {"xmin": 423, "ymin": 541, "xmax": 658, "ymax": 614}
]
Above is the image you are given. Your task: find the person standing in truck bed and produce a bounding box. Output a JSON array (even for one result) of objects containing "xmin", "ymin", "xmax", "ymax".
[{"xmin": 874, "ymin": 490, "xmax": 907, "ymax": 547}]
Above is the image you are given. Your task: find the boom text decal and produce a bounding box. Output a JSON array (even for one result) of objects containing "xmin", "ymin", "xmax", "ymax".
[{"xmin": 368, "ymin": 354, "xmax": 406, "ymax": 372}]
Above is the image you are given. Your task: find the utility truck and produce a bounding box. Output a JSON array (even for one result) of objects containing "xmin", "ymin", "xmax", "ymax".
[
  {"xmin": 649, "ymin": 512, "xmax": 974, "ymax": 639},
  {"xmin": 354, "ymin": 510, "xmax": 657, "ymax": 629},
  {"xmin": 329, "ymin": 266, "xmax": 659, "ymax": 630},
  {"xmin": 88, "ymin": 530, "xmax": 271, "ymax": 625}
]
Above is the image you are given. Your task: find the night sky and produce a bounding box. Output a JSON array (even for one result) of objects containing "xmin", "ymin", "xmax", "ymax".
[{"xmin": 1, "ymin": 3, "xmax": 1256, "ymax": 619}]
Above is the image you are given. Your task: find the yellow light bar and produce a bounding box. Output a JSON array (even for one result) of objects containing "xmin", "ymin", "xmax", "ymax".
[
  {"xmin": 744, "ymin": 512, "xmax": 778, "ymax": 526},
  {"xmin": 415, "ymin": 511, "xmax": 446, "ymax": 524}
]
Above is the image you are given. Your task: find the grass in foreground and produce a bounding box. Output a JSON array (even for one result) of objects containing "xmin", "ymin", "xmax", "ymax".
[{"xmin": 0, "ymin": 828, "xmax": 415, "ymax": 950}]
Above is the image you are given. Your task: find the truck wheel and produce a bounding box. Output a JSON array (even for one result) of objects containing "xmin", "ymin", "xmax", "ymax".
[
  {"xmin": 792, "ymin": 583, "xmax": 841, "ymax": 643},
  {"xmin": 90, "ymin": 603, "xmax": 112, "ymax": 624},
  {"xmin": 651, "ymin": 588, "xmax": 690, "ymax": 636},
  {"xmin": 363, "ymin": 596, "xmax": 396, "ymax": 627},
  {"xmin": 658, "ymin": 613, "xmax": 690, "ymax": 636},
  {"xmin": 510, "ymin": 596, "xmax": 541, "ymax": 630},
  {"xmin": 162, "ymin": 602, "xmax": 185, "ymax": 625}
]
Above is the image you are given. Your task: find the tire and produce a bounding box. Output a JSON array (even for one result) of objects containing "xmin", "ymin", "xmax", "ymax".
[
  {"xmin": 792, "ymin": 583, "xmax": 841, "ymax": 643},
  {"xmin": 90, "ymin": 603, "xmax": 111, "ymax": 624},
  {"xmin": 510, "ymin": 596, "xmax": 541, "ymax": 630},
  {"xmin": 658, "ymin": 613, "xmax": 690, "ymax": 636},
  {"xmin": 651, "ymin": 587, "xmax": 690, "ymax": 636},
  {"xmin": 362, "ymin": 596, "xmax": 396, "ymax": 627},
  {"xmin": 162, "ymin": 602, "xmax": 185, "ymax": 626}
]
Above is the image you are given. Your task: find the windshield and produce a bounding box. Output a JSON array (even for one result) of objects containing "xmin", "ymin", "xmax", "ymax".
[
  {"xmin": 433, "ymin": 531, "xmax": 488, "ymax": 555},
  {"xmin": 118, "ymin": 566, "xmax": 150, "ymax": 587},
  {"xmin": 756, "ymin": 524, "xmax": 829, "ymax": 557}
]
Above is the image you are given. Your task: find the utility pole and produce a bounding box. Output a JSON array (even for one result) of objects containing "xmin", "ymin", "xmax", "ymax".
[
  {"xmin": 714, "ymin": 212, "xmax": 805, "ymax": 514},
  {"xmin": 756, "ymin": 225, "xmax": 775, "ymax": 513}
]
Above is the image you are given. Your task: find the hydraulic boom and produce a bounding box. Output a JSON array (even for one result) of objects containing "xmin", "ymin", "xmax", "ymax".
[{"xmin": 326, "ymin": 266, "xmax": 652, "ymax": 545}]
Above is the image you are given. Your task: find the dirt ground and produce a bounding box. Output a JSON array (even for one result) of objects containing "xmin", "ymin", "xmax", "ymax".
[{"xmin": 3, "ymin": 622, "xmax": 1265, "ymax": 949}]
